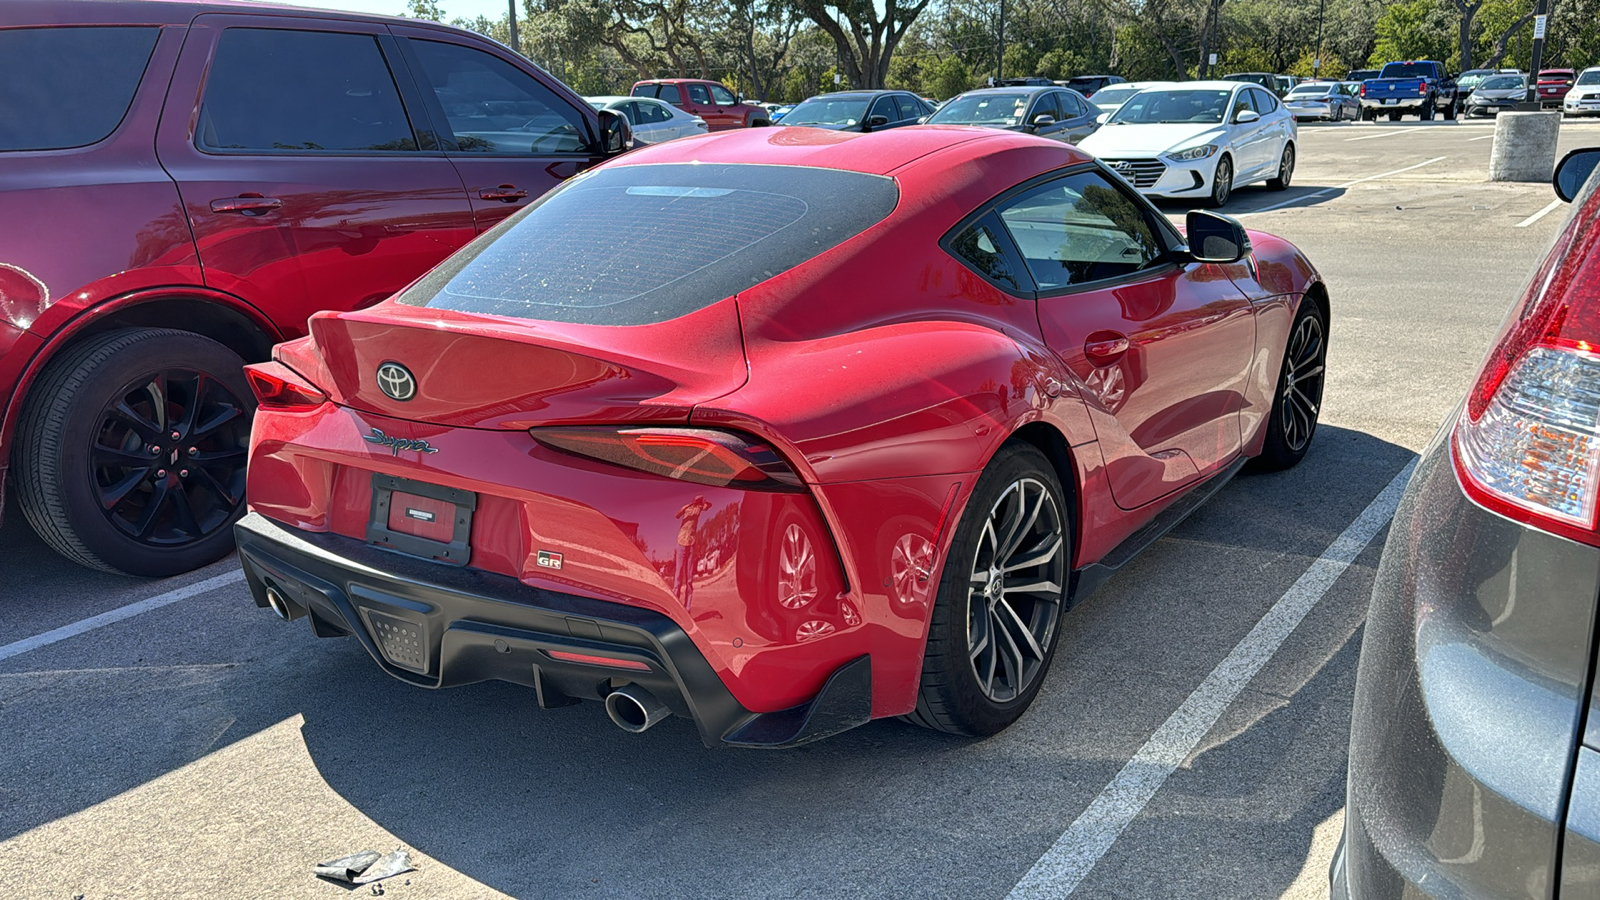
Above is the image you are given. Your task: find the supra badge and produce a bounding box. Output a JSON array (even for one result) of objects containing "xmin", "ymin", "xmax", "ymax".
[{"xmin": 363, "ymin": 428, "xmax": 439, "ymax": 456}]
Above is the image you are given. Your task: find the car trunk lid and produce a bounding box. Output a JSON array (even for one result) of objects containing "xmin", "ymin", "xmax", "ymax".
[{"xmin": 301, "ymin": 300, "xmax": 748, "ymax": 429}]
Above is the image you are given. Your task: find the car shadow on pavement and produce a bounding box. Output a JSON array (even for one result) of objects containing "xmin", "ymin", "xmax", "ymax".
[{"xmin": 1153, "ymin": 186, "xmax": 1348, "ymax": 217}]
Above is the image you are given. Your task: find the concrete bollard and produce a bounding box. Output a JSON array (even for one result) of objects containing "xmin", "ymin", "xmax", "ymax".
[{"xmin": 1488, "ymin": 111, "xmax": 1561, "ymax": 182}]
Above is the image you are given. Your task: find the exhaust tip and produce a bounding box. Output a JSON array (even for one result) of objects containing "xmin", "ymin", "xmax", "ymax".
[
  {"xmin": 263, "ymin": 584, "xmax": 302, "ymax": 621},
  {"xmin": 604, "ymin": 685, "xmax": 670, "ymax": 733}
]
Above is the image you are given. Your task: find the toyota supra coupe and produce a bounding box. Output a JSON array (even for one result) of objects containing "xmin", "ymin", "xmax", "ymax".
[{"xmin": 237, "ymin": 125, "xmax": 1329, "ymax": 747}]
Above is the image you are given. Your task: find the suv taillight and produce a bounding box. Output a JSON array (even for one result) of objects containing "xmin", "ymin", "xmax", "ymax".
[{"xmin": 1453, "ymin": 198, "xmax": 1600, "ymax": 545}]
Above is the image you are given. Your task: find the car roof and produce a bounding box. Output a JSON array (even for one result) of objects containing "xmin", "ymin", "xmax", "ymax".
[
  {"xmin": 607, "ymin": 125, "xmax": 1092, "ymax": 178},
  {"xmin": 800, "ymin": 91, "xmax": 902, "ymax": 99},
  {"xmin": 3, "ymin": 0, "xmax": 431, "ymax": 26},
  {"xmin": 1152, "ymin": 80, "xmax": 1247, "ymax": 91},
  {"xmin": 953, "ymin": 87, "xmax": 1054, "ymax": 97}
]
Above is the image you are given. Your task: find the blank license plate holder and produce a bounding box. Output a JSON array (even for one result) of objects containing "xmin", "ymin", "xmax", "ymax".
[{"xmin": 367, "ymin": 473, "xmax": 475, "ymax": 567}]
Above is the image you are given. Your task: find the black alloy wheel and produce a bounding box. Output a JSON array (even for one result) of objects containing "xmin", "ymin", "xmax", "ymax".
[
  {"xmin": 1251, "ymin": 302, "xmax": 1327, "ymax": 470},
  {"xmin": 906, "ymin": 443, "xmax": 1070, "ymax": 736},
  {"xmin": 15, "ymin": 328, "xmax": 254, "ymax": 576}
]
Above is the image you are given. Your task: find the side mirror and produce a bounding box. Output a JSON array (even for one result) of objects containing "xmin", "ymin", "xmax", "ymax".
[
  {"xmin": 1554, "ymin": 147, "xmax": 1600, "ymax": 203},
  {"xmin": 1185, "ymin": 210, "xmax": 1252, "ymax": 263},
  {"xmin": 1235, "ymin": 109, "xmax": 1261, "ymax": 124},
  {"xmin": 597, "ymin": 108, "xmax": 633, "ymax": 155},
  {"xmin": 1030, "ymin": 114, "xmax": 1057, "ymax": 131},
  {"xmin": 864, "ymin": 114, "xmax": 890, "ymax": 131}
]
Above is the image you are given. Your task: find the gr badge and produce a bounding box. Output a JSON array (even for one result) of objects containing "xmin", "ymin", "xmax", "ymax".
[{"xmin": 537, "ymin": 550, "xmax": 564, "ymax": 570}]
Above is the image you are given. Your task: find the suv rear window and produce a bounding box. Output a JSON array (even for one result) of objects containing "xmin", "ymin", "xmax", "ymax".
[
  {"xmin": 0, "ymin": 26, "xmax": 160, "ymax": 151},
  {"xmin": 396, "ymin": 163, "xmax": 900, "ymax": 325}
]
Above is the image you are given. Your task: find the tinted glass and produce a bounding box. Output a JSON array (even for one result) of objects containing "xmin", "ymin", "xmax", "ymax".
[
  {"xmin": 1381, "ymin": 62, "xmax": 1436, "ymax": 79},
  {"xmin": 784, "ymin": 96, "xmax": 870, "ymax": 126},
  {"xmin": 642, "ymin": 100, "xmax": 672, "ymax": 123},
  {"xmin": 688, "ymin": 84, "xmax": 712, "ymax": 104},
  {"xmin": 1090, "ymin": 85, "xmax": 1143, "ymax": 109},
  {"xmin": 1579, "ymin": 70, "xmax": 1600, "ymax": 85},
  {"xmin": 950, "ymin": 216, "xmax": 1022, "ymax": 291},
  {"xmin": 1030, "ymin": 93, "xmax": 1060, "ymax": 121},
  {"xmin": 709, "ymin": 84, "xmax": 737, "ymax": 105},
  {"xmin": 997, "ymin": 169, "xmax": 1164, "ymax": 291},
  {"xmin": 1482, "ymin": 75, "xmax": 1525, "ymax": 89},
  {"xmin": 397, "ymin": 163, "xmax": 900, "ymax": 325},
  {"xmin": 1057, "ymin": 91, "xmax": 1085, "ymax": 118},
  {"xmin": 1109, "ymin": 89, "xmax": 1232, "ymax": 124},
  {"xmin": 1251, "ymin": 88, "xmax": 1279, "ymax": 112},
  {"xmin": 868, "ymin": 97, "xmax": 897, "ymax": 121},
  {"xmin": 411, "ymin": 40, "xmax": 587, "ymax": 154},
  {"xmin": 616, "ymin": 103, "xmax": 639, "ymax": 125},
  {"xmin": 928, "ymin": 92, "xmax": 1031, "ymax": 126},
  {"xmin": 200, "ymin": 29, "xmax": 415, "ymax": 153},
  {"xmin": 0, "ymin": 26, "xmax": 159, "ymax": 152},
  {"xmin": 1288, "ymin": 85, "xmax": 1335, "ymax": 97},
  {"xmin": 893, "ymin": 95, "xmax": 921, "ymax": 121}
]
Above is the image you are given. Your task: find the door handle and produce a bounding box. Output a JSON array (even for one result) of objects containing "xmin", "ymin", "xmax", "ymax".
[
  {"xmin": 479, "ymin": 184, "xmax": 529, "ymax": 202},
  {"xmin": 1084, "ymin": 332, "xmax": 1131, "ymax": 365},
  {"xmin": 210, "ymin": 194, "xmax": 281, "ymax": 213}
]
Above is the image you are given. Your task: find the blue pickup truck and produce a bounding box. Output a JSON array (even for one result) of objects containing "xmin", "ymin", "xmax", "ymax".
[{"xmin": 1360, "ymin": 61, "xmax": 1459, "ymax": 121}]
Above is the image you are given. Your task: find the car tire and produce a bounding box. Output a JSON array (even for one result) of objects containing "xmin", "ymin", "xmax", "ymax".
[
  {"xmin": 1249, "ymin": 301, "xmax": 1326, "ymax": 471},
  {"xmin": 1204, "ymin": 154, "xmax": 1233, "ymax": 208},
  {"xmin": 1420, "ymin": 95, "xmax": 1435, "ymax": 120},
  {"xmin": 904, "ymin": 443, "xmax": 1070, "ymax": 736},
  {"xmin": 1444, "ymin": 99, "xmax": 1458, "ymax": 120},
  {"xmin": 1267, "ymin": 143, "xmax": 1295, "ymax": 191},
  {"xmin": 751, "ymin": 118, "xmax": 771, "ymax": 127},
  {"xmin": 14, "ymin": 327, "xmax": 255, "ymax": 576},
  {"xmin": 1333, "ymin": 105, "xmax": 1344, "ymax": 122}
]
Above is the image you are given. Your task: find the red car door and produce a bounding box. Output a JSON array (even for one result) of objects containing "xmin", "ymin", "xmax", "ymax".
[
  {"xmin": 684, "ymin": 83, "xmax": 728, "ymax": 130},
  {"xmin": 1003, "ymin": 167, "xmax": 1257, "ymax": 509},
  {"xmin": 156, "ymin": 15, "xmax": 476, "ymax": 338},
  {"xmin": 390, "ymin": 29, "xmax": 607, "ymax": 233}
]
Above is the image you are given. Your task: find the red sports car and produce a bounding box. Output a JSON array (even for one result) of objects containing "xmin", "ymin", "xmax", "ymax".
[{"xmin": 237, "ymin": 126, "xmax": 1328, "ymax": 746}]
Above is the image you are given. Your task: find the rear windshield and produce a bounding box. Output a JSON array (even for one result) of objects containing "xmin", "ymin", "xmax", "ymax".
[
  {"xmin": 396, "ymin": 163, "xmax": 900, "ymax": 325},
  {"xmin": 1381, "ymin": 63, "xmax": 1436, "ymax": 79},
  {"xmin": 1581, "ymin": 70, "xmax": 1600, "ymax": 85},
  {"xmin": 0, "ymin": 26, "xmax": 160, "ymax": 151},
  {"xmin": 928, "ymin": 92, "xmax": 1031, "ymax": 126},
  {"xmin": 1288, "ymin": 85, "xmax": 1334, "ymax": 96}
]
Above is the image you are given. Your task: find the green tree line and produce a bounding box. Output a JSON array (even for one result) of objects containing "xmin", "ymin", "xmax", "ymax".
[{"xmin": 406, "ymin": 0, "xmax": 1600, "ymax": 101}]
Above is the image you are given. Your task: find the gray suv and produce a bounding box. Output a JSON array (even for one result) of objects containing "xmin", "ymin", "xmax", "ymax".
[{"xmin": 1334, "ymin": 148, "xmax": 1600, "ymax": 898}]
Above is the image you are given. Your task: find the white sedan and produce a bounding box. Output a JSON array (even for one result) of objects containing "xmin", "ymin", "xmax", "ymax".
[
  {"xmin": 586, "ymin": 95, "xmax": 708, "ymax": 145},
  {"xmin": 1077, "ymin": 81, "xmax": 1297, "ymax": 208}
]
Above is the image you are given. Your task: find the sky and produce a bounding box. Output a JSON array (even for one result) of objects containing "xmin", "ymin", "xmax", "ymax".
[{"xmin": 272, "ymin": 0, "xmax": 518, "ymax": 21}]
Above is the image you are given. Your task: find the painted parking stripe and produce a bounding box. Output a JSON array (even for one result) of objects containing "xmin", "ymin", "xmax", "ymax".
[
  {"xmin": 1517, "ymin": 200, "xmax": 1564, "ymax": 228},
  {"xmin": 1470, "ymin": 134, "xmax": 1495, "ymax": 141},
  {"xmin": 1344, "ymin": 129, "xmax": 1411, "ymax": 142},
  {"xmin": 1242, "ymin": 156, "xmax": 1447, "ymax": 214},
  {"xmin": 0, "ymin": 569, "xmax": 245, "ymax": 663},
  {"xmin": 1005, "ymin": 460, "xmax": 1416, "ymax": 899}
]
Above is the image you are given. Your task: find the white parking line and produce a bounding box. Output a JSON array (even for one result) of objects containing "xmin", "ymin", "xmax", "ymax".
[
  {"xmin": 1517, "ymin": 200, "xmax": 1564, "ymax": 227},
  {"xmin": 1243, "ymin": 156, "xmax": 1448, "ymax": 214},
  {"xmin": 1344, "ymin": 129, "xmax": 1411, "ymax": 142},
  {"xmin": 1005, "ymin": 461, "xmax": 1416, "ymax": 899},
  {"xmin": 0, "ymin": 569, "xmax": 245, "ymax": 663},
  {"xmin": 1470, "ymin": 134, "xmax": 1495, "ymax": 141}
]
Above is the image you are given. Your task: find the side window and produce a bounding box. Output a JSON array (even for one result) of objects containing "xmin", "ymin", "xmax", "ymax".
[
  {"xmin": 687, "ymin": 84, "xmax": 712, "ymax": 105},
  {"xmin": 996, "ymin": 169, "xmax": 1166, "ymax": 291},
  {"xmin": 641, "ymin": 101, "xmax": 669, "ymax": 123},
  {"xmin": 1029, "ymin": 93, "xmax": 1059, "ymax": 123},
  {"xmin": 617, "ymin": 103, "xmax": 639, "ymax": 126},
  {"xmin": 1252, "ymin": 88, "xmax": 1279, "ymax": 113},
  {"xmin": 709, "ymin": 84, "xmax": 737, "ymax": 106},
  {"xmin": 1231, "ymin": 90, "xmax": 1253, "ymax": 120},
  {"xmin": 631, "ymin": 84, "xmax": 653, "ymax": 98},
  {"xmin": 0, "ymin": 26, "xmax": 160, "ymax": 152},
  {"xmin": 409, "ymin": 39, "xmax": 587, "ymax": 154},
  {"xmin": 199, "ymin": 28, "xmax": 417, "ymax": 153},
  {"xmin": 663, "ymin": 85, "xmax": 685, "ymax": 106},
  {"xmin": 949, "ymin": 214, "xmax": 1024, "ymax": 291},
  {"xmin": 1060, "ymin": 91, "xmax": 1086, "ymax": 118},
  {"xmin": 893, "ymin": 95, "xmax": 921, "ymax": 121},
  {"xmin": 869, "ymin": 97, "xmax": 896, "ymax": 121}
]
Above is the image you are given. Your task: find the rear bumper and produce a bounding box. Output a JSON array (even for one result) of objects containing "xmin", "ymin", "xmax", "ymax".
[
  {"xmin": 1334, "ymin": 423, "xmax": 1600, "ymax": 897},
  {"xmin": 235, "ymin": 511, "xmax": 872, "ymax": 748},
  {"xmin": 1360, "ymin": 98, "xmax": 1427, "ymax": 111}
]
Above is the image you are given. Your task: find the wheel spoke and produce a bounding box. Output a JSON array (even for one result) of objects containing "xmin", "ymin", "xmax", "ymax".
[
  {"xmin": 195, "ymin": 464, "xmax": 242, "ymax": 507},
  {"xmin": 92, "ymin": 443, "xmax": 158, "ymax": 468},
  {"xmin": 995, "ymin": 597, "xmax": 1045, "ymax": 661},
  {"xmin": 993, "ymin": 490, "xmax": 1027, "ymax": 564},
  {"xmin": 1290, "ymin": 385, "xmax": 1320, "ymax": 417},
  {"xmin": 169, "ymin": 481, "xmax": 203, "ymax": 537},
  {"xmin": 992, "ymin": 609, "xmax": 1025, "ymax": 694},
  {"xmin": 1293, "ymin": 362, "xmax": 1324, "ymax": 382},
  {"xmin": 1004, "ymin": 533, "xmax": 1063, "ymax": 573},
  {"xmin": 999, "ymin": 487, "xmax": 1045, "ymax": 560},
  {"xmin": 134, "ymin": 477, "xmax": 172, "ymax": 538},
  {"xmin": 109, "ymin": 402, "xmax": 162, "ymax": 442},
  {"xmin": 99, "ymin": 469, "xmax": 150, "ymax": 511},
  {"xmin": 172, "ymin": 372, "xmax": 204, "ymax": 438},
  {"xmin": 1003, "ymin": 579, "xmax": 1062, "ymax": 599}
]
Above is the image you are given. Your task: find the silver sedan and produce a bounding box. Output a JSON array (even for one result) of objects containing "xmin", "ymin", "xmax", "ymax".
[
  {"xmin": 1283, "ymin": 82, "xmax": 1359, "ymax": 121},
  {"xmin": 586, "ymin": 95, "xmax": 709, "ymax": 145}
]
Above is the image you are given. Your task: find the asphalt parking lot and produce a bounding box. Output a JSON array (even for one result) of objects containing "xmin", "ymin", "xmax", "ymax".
[{"xmin": 5, "ymin": 117, "xmax": 1600, "ymax": 899}]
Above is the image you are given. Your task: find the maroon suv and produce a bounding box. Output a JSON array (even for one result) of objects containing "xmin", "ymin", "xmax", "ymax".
[{"xmin": 0, "ymin": 0, "xmax": 630, "ymax": 576}]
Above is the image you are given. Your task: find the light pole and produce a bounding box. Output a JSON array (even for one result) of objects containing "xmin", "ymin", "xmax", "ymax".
[
  {"xmin": 996, "ymin": 0, "xmax": 1007, "ymax": 82},
  {"xmin": 508, "ymin": 0, "xmax": 520, "ymax": 56},
  {"xmin": 1314, "ymin": 0, "xmax": 1325, "ymax": 76},
  {"xmin": 1524, "ymin": 0, "xmax": 1549, "ymax": 107}
]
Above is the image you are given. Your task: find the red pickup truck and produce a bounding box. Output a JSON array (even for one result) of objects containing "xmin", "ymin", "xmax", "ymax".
[{"xmin": 630, "ymin": 79, "xmax": 772, "ymax": 130}]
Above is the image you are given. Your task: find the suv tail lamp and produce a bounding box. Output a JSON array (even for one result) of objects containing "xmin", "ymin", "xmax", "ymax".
[
  {"xmin": 531, "ymin": 426, "xmax": 805, "ymax": 491},
  {"xmin": 1453, "ymin": 204, "xmax": 1600, "ymax": 546},
  {"xmin": 244, "ymin": 361, "xmax": 329, "ymax": 411}
]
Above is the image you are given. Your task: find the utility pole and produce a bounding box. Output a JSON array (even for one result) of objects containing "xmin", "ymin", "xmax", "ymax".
[
  {"xmin": 992, "ymin": 0, "xmax": 1004, "ymax": 81},
  {"xmin": 1314, "ymin": 0, "xmax": 1325, "ymax": 76},
  {"xmin": 508, "ymin": 0, "xmax": 520, "ymax": 56},
  {"xmin": 1525, "ymin": 0, "xmax": 1549, "ymax": 107}
]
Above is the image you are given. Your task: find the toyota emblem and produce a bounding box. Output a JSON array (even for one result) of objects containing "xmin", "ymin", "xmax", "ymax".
[{"xmin": 375, "ymin": 362, "xmax": 416, "ymax": 401}]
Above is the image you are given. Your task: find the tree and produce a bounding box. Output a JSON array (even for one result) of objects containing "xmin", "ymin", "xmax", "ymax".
[{"xmin": 795, "ymin": 0, "xmax": 934, "ymax": 89}]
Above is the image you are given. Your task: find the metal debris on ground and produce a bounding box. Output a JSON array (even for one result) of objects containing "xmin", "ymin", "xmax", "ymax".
[{"xmin": 313, "ymin": 847, "xmax": 414, "ymax": 886}]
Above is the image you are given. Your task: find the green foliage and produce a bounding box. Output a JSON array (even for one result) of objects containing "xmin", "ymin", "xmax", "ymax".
[
  {"xmin": 1369, "ymin": 0, "xmax": 1455, "ymax": 67},
  {"xmin": 925, "ymin": 54, "xmax": 974, "ymax": 98}
]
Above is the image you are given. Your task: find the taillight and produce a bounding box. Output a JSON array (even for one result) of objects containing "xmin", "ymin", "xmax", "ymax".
[
  {"xmin": 531, "ymin": 426, "xmax": 805, "ymax": 491},
  {"xmin": 244, "ymin": 361, "xmax": 329, "ymax": 411},
  {"xmin": 1419, "ymin": 81, "xmax": 1426, "ymax": 94},
  {"xmin": 1453, "ymin": 201, "xmax": 1600, "ymax": 545},
  {"xmin": 1360, "ymin": 84, "xmax": 1367, "ymax": 96},
  {"xmin": 544, "ymin": 650, "xmax": 651, "ymax": 671}
]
